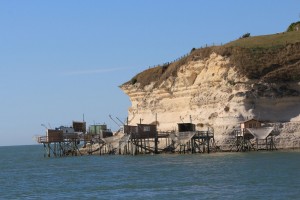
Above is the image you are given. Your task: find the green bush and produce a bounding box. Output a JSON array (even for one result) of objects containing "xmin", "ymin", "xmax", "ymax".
[
  {"xmin": 240, "ymin": 33, "xmax": 250, "ymax": 39},
  {"xmin": 287, "ymin": 21, "xmax": 300, "ymax": 32},
  {"xmin": 131, "ymin": 78, "xmax": 137, "ymax": 85},
  {"xmin": 190, "ymin": 48, "xmax": 196, "ymax": 53}
]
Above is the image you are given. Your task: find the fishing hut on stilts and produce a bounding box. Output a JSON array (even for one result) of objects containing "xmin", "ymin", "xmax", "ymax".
[
  {"xmin": 36, "ymin": 116, "xmax": 217, "ymax": 157},
  {"xmin": 168, "ymin": 123, "xmax": 215, "ymax": 154},
  {"xmin": 37, "ymin": 121, "xmax": 86, "ymax": 157},
  {"xmin": 124, "ymin": 123, "xmax": 159, "ymax": 155},
  {"xmin": 85, "ymin": 124, "xmax": 114, "ymax": 155},
  {"xmin": 231, "ymin": 119, "xmax": 278, "ymax": 152}
]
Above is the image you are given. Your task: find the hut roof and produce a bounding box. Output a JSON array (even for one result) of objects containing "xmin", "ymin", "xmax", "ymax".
[{"xmin": 242, "ymin": 118, "xmax": 261, "ymax": 124}]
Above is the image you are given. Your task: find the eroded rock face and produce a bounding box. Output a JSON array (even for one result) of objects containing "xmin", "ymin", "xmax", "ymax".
[{"xmin": 121, "ymin": 53, "xmax": 300, "ymax": 146}]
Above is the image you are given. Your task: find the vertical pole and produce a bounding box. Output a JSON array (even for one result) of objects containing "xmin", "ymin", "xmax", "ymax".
[
  {"xmin": 155, "ymin": 135, "xmax": 158, "ymax": 154},
  {"xmin": 155, "ymin": 113, "xmax": 158, "ymax": 154},
  {"xmin": 207, "ymin": 131, "xmax": 210, "ymax": 154},
  {"xmin": 166, "ymin": 136, "xmax": 167, "ymax": 147},
  {"xmin": 47, "ymin": 143, "xmax": 50, "ymax": 157},
  {"xmin": 140, "ymin": 138, "xmax": 142, "ymax": 154},
  {"xmin": 127, "ymin": 140, "xmax": 129, "ymax": 155},
  {"xmin": 242, "ymin": 128, "xmax": 245, "ymax": 152},
  {"xmin": 135, "ymin": 137, "xmax": 138, "ymax": 155},
  {"xmin": 99, "ymin": 141, "xmax": 101, "ymax": 156},
  {"xmin": 144, "ymin": 138, "xmax": 146, "ymax": 153},
  {"xmin": 191, "ymin": 138, "xmax": 194, "ymax": 153},
  {"xmin": 236, "ymin": 130, "xmax": 238, "ymax": 151},
  {"xmin": 131, "ymin": 139, "xmax": 133, "ymax": 155},
  {"xmin": 43, "ymin": 143, "xmax": 46, "ymax": 158}
]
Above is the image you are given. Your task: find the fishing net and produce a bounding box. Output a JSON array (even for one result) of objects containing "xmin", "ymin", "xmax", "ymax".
[
  {"xmin": 171, "ymin": 131, "xmax": 196, "ymax": 145},
  {"xmin": 246, "ymin": 127, "xmax": 274, "ymax": 139}
]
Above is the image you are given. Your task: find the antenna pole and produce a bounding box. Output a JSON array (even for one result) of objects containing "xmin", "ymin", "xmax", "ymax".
[
  {"xmin": 109, "ymin": 115, "xmax": 121, "ymax": 127},
  {"xmin": 116, "ymin": 117, "xmax": 125, "ymax": 125}
]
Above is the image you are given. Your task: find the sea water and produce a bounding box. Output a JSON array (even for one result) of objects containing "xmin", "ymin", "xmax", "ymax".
[{"xmin": 0, "ymin": 145, "xmax": 299, "ymax": 200}]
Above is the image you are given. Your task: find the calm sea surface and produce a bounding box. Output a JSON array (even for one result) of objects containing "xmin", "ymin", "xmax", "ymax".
[{"xmin": 0, "ymin": 145, "xmax": 299, "ymax": 199}]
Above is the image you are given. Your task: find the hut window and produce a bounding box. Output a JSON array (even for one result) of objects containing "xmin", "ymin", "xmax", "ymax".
[{"xmin": 143, "ymin": 126, "xmax": 150, "ymax": 132}]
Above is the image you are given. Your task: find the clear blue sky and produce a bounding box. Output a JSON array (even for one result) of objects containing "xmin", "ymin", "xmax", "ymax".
[{"xmin": 0, "ymin": 0, "xmax": 299, "ymax": 146}]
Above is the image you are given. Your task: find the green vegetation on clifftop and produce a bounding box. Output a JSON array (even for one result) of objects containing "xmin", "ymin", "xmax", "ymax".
[
  {"xmin": 225, "ymin": 31, "xmax": 300, "ymax": 48},
  {"xmin": 124, "ymin": 27, "xmax": 300, "ymax": 88},
  {"xmin": 287, "ymin": 21, "xmax": 300, "ymax": 32}
]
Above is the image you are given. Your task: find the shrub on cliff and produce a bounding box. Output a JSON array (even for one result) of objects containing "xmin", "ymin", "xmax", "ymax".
[
  {"xmin": 287, "ymin": 21, "xmax": 300, "ymax": 32},
  {"xmin": 240, "ymin": 33, "xmax": 251, "ymax": 39},
  {"xmin": 131, "ymin": 78, "xmax": 137, "ymax": 85}
]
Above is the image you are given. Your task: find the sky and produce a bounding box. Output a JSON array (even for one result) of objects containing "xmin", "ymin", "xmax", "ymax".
[{"xmin": 0, "ymin": 0, "xmax": 299, "ymax": 146}]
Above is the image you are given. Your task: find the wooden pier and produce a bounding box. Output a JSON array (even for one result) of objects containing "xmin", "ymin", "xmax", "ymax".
[
  {"xmin": 37, "ymin": 121, "xmax": 216, "ymax": 157},
  {"xmin": 36, "ymin": 118, "xmax": 284, "ymax": 157}
]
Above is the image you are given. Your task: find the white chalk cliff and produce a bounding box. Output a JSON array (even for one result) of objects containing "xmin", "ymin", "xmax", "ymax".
[{"xmin": 121, "ymin": 40, "xmax": 300, "ymax": 148}]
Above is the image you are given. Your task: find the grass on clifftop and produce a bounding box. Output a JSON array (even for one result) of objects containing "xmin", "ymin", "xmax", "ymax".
[
  {"xmin": 125, "ymin": 30, "xmax": 300, "ymax": 87},
  {"xmin": 225, "ymin": 31, "xmax": 300, "ymax": 48}
]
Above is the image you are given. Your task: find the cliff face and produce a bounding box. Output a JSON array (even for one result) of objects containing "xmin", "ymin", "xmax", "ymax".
[{"xmin": 120, "ymin": 32, "xmax": 300, "ymax": 146}]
